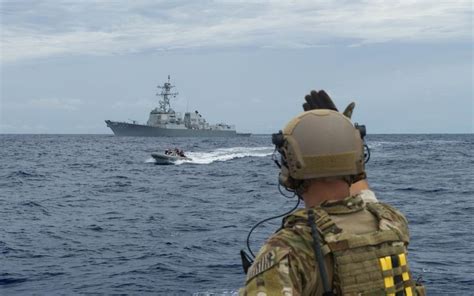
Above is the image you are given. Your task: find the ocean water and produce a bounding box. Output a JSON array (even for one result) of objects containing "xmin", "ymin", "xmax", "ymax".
[{"xmin": 0, "ymin": 134, "xmax": 472, "ymax": 295}]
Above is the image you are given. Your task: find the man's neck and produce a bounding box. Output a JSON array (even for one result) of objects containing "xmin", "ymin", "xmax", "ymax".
[
  {"xmin": 350, "ymin": 179, "xmax": 370, "ymax": 196},
  {"xmin": 302, "ymin": 179, "xmax": 350, "ymax": 208}
]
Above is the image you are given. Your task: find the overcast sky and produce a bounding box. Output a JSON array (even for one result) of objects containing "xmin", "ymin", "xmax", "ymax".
[{"xmin": 1, "ymin": 0, "xmax": 472, "ymax": 134}]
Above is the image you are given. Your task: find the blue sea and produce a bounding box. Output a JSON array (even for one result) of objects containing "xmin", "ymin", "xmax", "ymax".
[{"xmin": 0, "ymin": 134, "xmax": 472, "ymax": 295}]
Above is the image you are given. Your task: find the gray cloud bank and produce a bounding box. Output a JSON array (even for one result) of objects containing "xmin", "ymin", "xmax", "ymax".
[
  {"xmin": 1, "ymin": 0, "xmax": 472, "ymax": 134},
  {"xmin": 1, "ymin": 0, "xmax": 471, "ymax": 63}
]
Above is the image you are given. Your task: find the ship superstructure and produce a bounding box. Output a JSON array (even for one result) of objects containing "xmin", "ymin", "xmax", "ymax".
[{"xmin": 105, "ymin": 76, "xmax": 250, "ymax": 137}]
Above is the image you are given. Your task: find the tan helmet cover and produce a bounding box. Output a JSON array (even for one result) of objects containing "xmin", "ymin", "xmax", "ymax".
[{"xmin": 279, "ymin": 110, "xmax": 365, "ymax": 185}]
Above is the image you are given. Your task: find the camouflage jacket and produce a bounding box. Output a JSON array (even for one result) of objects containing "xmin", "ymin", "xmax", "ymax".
[{"xmin": 239, "ymin": 192, "xmax": 423, "ymax": 296}]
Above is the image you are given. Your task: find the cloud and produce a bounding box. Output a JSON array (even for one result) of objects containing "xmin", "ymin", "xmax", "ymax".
[
  {"xmin": 28, "ymin": 98, "xmax": 83, "ymax": 111},
  {"xmin": 0, "ymin": 0, "xmax": 471, "ymax": 63},
  {"xmin": 2, "ymin": 97, "xmax": 83, "ymax": 111},
  {"xmin": 0, "ymin": 122, "xmax": 48, "ymax": 133},
  {"xmin": 111, "ymin": 98, "xmax": 153, "ymax": 110}
]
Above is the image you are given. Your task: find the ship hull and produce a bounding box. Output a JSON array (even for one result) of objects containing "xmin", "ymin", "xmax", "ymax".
[{"xmin": 105, "ymin": 120, "xmax": 250, "ymax": 137}]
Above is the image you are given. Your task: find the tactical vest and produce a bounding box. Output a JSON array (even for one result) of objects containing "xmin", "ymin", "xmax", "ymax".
[{"xmin": 283, "ymin": 196, "xmax": 425, "ymax": 296}]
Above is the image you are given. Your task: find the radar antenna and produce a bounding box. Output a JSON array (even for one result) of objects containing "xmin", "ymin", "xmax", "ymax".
[{"xmin": 157, "ymin": 75, "xmax": 178, "ymax": 113}]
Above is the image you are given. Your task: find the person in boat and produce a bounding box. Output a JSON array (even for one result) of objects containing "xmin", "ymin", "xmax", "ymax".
[
  {"xmin": 166, "ymin": 148, "xmax": 185, "ymax": 158},
  {"xmin": 239, "ymin": 90, "xmax": 425, "ymax": 295}
]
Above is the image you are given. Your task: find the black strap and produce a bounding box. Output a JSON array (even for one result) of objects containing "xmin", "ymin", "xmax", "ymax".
[
  {"xmin": 240, "ymin": 249, "xmax": 254, "ymax": 274},
  {"xmin": 308, "ymin": 209, "xmax": 334, "ymax": 296}
]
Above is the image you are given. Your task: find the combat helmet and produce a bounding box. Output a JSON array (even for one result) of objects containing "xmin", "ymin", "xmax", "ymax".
[{"xmin": 272, "ymin": 109, "xmax": 365, "ymax": 190}]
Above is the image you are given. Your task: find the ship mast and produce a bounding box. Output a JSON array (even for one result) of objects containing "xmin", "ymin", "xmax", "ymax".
[{"xmin": 157, "ymin": 75, "xmax": 178, "ymax": 113}]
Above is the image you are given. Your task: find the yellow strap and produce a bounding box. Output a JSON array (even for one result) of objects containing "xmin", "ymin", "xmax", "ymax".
[
  {"xmin": 398, "ymin": 253, "xmax": 411, "ymax": 281},
  {"xmin": 385, "ymin": 256, "xmax": 392, "ymax": 269},
  {"xmin": 379, "ymin": 257, "xmax": 388, "ymax": 271},
  {"xmin": 399, "ymin": 253, "xmax": 407, "ymax": 266},
  {"xmin": 385, "ymin": 256, "xmax": 395, "ymax": 288},
  {"xmin": 379, "ymin": 257, "xmax": 395, "ymax": 290}
]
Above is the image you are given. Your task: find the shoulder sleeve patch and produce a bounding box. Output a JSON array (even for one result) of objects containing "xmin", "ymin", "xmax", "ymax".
[{"xmin": 246, "ymin": 247, "xmax": 290, "ymax": 282}]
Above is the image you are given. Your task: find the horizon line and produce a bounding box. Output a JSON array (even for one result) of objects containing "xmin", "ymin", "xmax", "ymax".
[{"xmin": 0, "ymin": 132, "xmax": 472, "ymax": 136}]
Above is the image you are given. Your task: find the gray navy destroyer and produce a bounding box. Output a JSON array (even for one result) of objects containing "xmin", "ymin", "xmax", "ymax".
[{"xmin": 106, "ymin": 76, "xmax": 250, "ymax": 137}]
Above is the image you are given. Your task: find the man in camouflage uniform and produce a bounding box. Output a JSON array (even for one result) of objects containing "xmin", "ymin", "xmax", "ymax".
[{"xmin": 240, "ymin": 91, "xmax": 425, "ymax": 295}]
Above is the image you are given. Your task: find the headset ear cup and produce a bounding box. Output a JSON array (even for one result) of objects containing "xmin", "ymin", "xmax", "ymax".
[
  {"xmin": 278, "ymin": 166, "xmax": 288, "ymax": 187},
  {"xmin": 278, "ymin": 172, "xmax": 289, "ymax": 188},
  {"xmin": 279, "ymin": 166, "xmax": 297, "ymax": 190}
]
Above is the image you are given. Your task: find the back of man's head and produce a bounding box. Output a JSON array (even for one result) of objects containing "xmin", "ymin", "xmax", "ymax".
[{"xmin": 273, "ymin": 109, "xmax": 366, "ymax": 196}]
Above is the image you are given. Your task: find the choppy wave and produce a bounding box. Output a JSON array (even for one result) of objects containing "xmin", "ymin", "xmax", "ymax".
[{"xmin": 0, "ymin": 134, "xmax": 472, "ymax": 295}]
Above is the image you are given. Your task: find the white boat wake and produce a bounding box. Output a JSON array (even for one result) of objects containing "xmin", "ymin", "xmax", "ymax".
[
  {"xmin": 147, "ymin": 146, "xmax": 274, "ymax": 165},
  {"xmin": 186, "ymin": 146, "xmax": 274, "ymax": 164}
]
